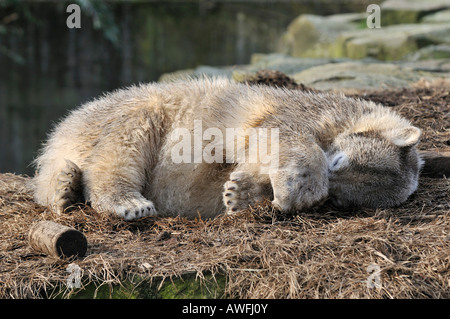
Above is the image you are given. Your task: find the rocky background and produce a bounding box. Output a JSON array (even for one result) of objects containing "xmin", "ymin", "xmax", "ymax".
[{"xmin": 160, "ymin": 0, "xmax": 450, "ymax": 92}]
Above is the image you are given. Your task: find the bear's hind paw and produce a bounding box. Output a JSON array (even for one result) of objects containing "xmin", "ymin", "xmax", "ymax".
[
  {"xmin": 112, "ymin": 197, "xmax": 158, "ymax": 221},
  {"xmin": 54, "ymin": 159, "xmax": 82, "ymax": 214}
]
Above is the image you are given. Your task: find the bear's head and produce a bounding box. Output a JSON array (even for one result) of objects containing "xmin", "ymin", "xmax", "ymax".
[{"xmin": 326, "ymin": 126, "xmax": 423, "ymax": 209}]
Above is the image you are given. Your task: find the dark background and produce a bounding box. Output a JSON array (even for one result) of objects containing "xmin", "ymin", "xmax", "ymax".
[{"xmin": 0, "ymin": 0, "xmax": 371, "ymax": 175}]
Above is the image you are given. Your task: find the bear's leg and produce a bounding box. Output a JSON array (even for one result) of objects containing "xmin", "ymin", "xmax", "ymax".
[
  {"xmin": 54, "ymin": 159, "xmax": 83, "ymax": 214},
  {"xmin": 32, "ymin": 156, "xmax": 84, "ymax": 214},
  {"xmin": 223, "ymin": 170, "xmax": 268, "ymax": 214},
  {"xmin": 81, "ymin": 110, "xmax": 161, "ymax": 220},
  {"xmin": 82, "ymin": 148, "xmax": 159, "ymax": 221}
]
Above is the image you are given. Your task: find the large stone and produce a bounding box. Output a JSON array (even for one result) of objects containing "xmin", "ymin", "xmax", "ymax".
[
  {"xmin": 159, "ymin": 54, "xmax": 349, "ymax": 83},
  {"xmin": 279, "ymin": 13, "xmax": 365, "ymax": 58},
  {"xmin": 159, "ymin": 55, "xmax": 450, "ymax": 92},
  {"xmin": 381, "ymin": 0, "xmax": 450, "ymax": 25},
  {"xmin": 422, "ymin": 9, "xmax": 450, "ymax": 23},
  {"xmin": 404, "ymin": 58, "xmax": 450, "ymax": 73},
  {"xmin": 247, "ymin": 53, "xmax": 349, "ymax": 74},
  {"xmin": 335, "ymin": 23, "xmax": 450, "ymax": 61},
  {"xmin": 406, "ymin": 44, "xmax": 450, "ymax": 60},
  {"xmin": 291, "ymin": 61, "xmax": 447, "ymax": 91}
]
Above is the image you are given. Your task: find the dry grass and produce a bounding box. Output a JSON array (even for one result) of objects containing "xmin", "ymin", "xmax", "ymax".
[
  {"xmin": 0, "ymin": 77, "xmax": 448, "ymax": 299},
  {"xmin": 0, "ymin": 174, "xmax": 448, "ymax": 299}
]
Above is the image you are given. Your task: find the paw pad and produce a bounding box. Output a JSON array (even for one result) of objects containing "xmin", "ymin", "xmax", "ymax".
[{"xmin": 223, "ymin": 171, "xmax": 262, "ymax": 215}]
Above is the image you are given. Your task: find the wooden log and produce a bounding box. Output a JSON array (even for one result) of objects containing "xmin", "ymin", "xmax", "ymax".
[{"xmin": 28, "ymin": 221, "xmax": 87, "ymax": 259}]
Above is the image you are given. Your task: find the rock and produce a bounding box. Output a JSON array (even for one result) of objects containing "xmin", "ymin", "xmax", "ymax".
[
  {"xmin": 416, "ymin": 24, "xmax": 450, "ymax": 44},
  {"xmin": 248, "ymin": 53, "xmax": 350, "ymax": 74},
  {"xmin": 159, "ymin": 54, "xmax": 450, "ymax": 93},
  {"xmin": 291, "ymin": 61, "xmax": 444, "ymax": 91},
  {"xmin": 278, "ymin": 13, "xmax": 365, "ymax": 58},
  {"xmin": 335, "ymin": 23, "xmax": 450, "ymax": 61},
  {"xmin": 279, "ymin": 9, "xmax": 450, "ymax": 61},
  {"xmin": 401, "ymin": 58, "xmax": 450, "ymax": 72},
  {"xmin": 422, "ymin": 9, "xmax": 450, "ymax": 23},
  {"xmin": 159, "ymin": 53, "xmax": 348, "ymax": 83},
  {"xmin": 406, "ymin": 44, "xmax": 450, "ymax": 61},
  {"xmin": 381, "ymin": 0, "xmax": 450, "ymax": 25}
]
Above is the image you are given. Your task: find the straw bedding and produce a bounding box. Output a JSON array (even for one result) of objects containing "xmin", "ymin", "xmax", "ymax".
[{"xmin": 0, "ymin": 74, "xmax": 448, "ymax": 299}]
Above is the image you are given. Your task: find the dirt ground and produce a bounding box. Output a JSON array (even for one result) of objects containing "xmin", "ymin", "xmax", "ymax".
[{"xmin": 0, "ymin": 72, "xmax": 448, "ymax": 299}]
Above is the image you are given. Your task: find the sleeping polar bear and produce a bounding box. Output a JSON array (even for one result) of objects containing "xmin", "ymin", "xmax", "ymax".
[{"xmin": 32, "ymin": 78, "xmax": 423, "ymax": 220}]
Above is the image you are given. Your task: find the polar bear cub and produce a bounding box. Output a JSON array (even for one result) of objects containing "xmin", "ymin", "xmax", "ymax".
[{"xmin": 32, "ymin": 78, "xmax": 422, "ymax": 220}]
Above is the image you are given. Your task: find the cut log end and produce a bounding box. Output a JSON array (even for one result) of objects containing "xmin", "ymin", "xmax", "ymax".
[{"xmin": 28, "ymin": 221, "xmax": 87, "ymax": 259}]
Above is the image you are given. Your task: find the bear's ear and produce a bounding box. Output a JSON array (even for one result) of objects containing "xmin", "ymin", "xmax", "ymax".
[{"xmin": 385, "ymin": 127, "xmax": 421, "ymax": 147}]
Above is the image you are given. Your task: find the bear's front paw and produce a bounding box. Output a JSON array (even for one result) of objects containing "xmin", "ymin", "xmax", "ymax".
[
  {"xmin": 270, "ymin": 166, "xmax": 328, "ymax": 212},
  {"xmin": 95, "ymin": 194, "xmax": 158, "ymax": 221},
  {"xmin": 223, "ymin": 171, "xmax": 262, "ymax": 215}
]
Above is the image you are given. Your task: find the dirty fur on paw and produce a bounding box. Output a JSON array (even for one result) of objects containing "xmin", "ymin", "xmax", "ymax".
[{"xmin": 55, "ymin": 159, "xmax": 82, "ymax": 214}]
